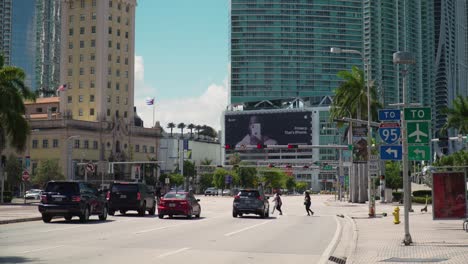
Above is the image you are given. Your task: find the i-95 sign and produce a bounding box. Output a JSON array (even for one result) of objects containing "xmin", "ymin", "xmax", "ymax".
[{"xmin": 379, "ymin": 123, "xmax": 401, "ymax": 144}]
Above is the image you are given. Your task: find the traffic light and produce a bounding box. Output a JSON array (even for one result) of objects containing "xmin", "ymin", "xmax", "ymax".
[
  {"xmin": 438, "ymin": 137, "xmax": 449, "ymax": 141},
  {"xmin": 257, "ymin": 144, "xmax": 267, "ymax": 149},
  {"xmin": 224, "ymin": 144, "xmax": 232, "ymax": 149},
  {"xmin": 287, "ymin": 144, "xmax": 298, "ymax": 149},
  {"xmin": 1, "ymin": 155, "xmax": 6, "ymax": 168},
  {"xmin": 285, "ymin": 164, "xmax": 292, "ymax": 168},
  {"xmin": 303, "ymin": 165, "xmax": 309, "ymax": 169},
  {"xmin": 268, "ymin": 163, "xmax": 275, "ymax": 168}
]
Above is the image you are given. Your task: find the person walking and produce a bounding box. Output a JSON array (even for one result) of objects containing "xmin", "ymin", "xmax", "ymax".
[
  {"xmin": 274, "ymin": 192, "xmax": 283, "ymax": 215},
  {"xmin": 271, "ymin": 193, "xmax": 278, "ymax": 214},
  {"xmin": 304, "ymin": 191, "xmax": 314, "ymax": 216}
]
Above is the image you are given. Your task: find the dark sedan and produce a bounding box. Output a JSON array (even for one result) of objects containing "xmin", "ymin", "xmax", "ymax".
[{"xmin": 232, "ymin": 189, "xmax": 269, "ymax": 218}]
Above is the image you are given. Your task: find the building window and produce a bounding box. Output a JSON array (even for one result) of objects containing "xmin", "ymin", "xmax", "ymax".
[
  {"xmin": 117, "ymin": 16, "xmax": 121, "ymax": 23},
  {"xmin": 125, "ymin": 71, "xmax": 128, "ymax": 78},
  {"xmin": 79, "ymin": 95, "xmax": 84, "ymax": 102},
  {"xmin": 79, "ymin": 81, "xmax": 83, "ymax": 89},
  {"xmin": 108, "ymin": 54, "xmax": 112, "ymax": 61},
  {"xmin": 125, "ymin": 44, "xmax": 128, "ymax": 52},
  {"xmin": 80, "ymin": 14, "xmax": 85, "ymax": 21},
  {"xmin": 117, "ymin": 29, "xmax": 121, "ymax": 36},
  {"xmin": 84, "ymin": 140, "xmax": 89, "ymax": 149},
  {"xmin": 117, "ymin": 3, "xmax": 121, "ymax": 10},
  {"xmin": 125, "ymin": 57, "xmax": 128, "ymax": 65},
  {"xmin": 107, "ymin": 109, "xmax": 111, "ymax": 116},
  {"xmin": 126, "ymin": 4, "xmax": 129, "ymax": 12},
  {"xmin": 74, "ymin": 140, "xmax": 80, "ymax": 148},
  {"xmin": 143, "ymin": 146, "xmax": 147, "ymax": 153},
  {"xmin": 80, "ymin": 54, "xmax": 84, "ymax": 62},
  {"xmin": 80, "ymin": 0, "xmax": 85, "ymax": 8},
  {"xmin": 135, "ymin": 145, "xmax": 139, "ymax": 152},
  {"xmin": 126, "ymin": 18, "xmax": 129, "ymax": 25},
  {"xmin": 108, "ymin": 14, "xmax": 112, "ymax": 21},
  {"xmin": 90, "ymin": 108, "xmax": 95, "ymax": 116},
  {"xmin": 90, "ymin": 67, "xmax": 95, "ymax": 74},
  {"xmin": 67, "ymin": 83, "xmax": 72, "ymax": 89},
  {"xmin": 92, "ymin": 0, "xmax": 96, "ymax": 7},
  {"xmin": 93, "ymin": 141, "xmax": 98, "ymax": 149},
  {"xmin": 116, "ymin": 83, "xmax": 120, "ymax": 90},
  {"xmin": 32, "ymin": 140, "xmax": 38, "ymax": 149},
  {"xmin": 68, "ymin": 96, "xmax": 72, "ymax": 103},
  {"xmin": 125, "ymin": 97, "xmax": 128, "ymax": 105},
  {"xmin": 125, "ymin": 32, "xmax": 128, "ymax": 39},
  {"xmin": 115, "ymin": 110, "xmax": 119, "ymax": 117},
  {"xmin": 36, "ymin": 108, "xmax": 43, "ymax": 113},
  {"xmin": 109, "ymin": 0, "xmax": 112, "ymax": 8},
  {"xmin": 79, "ymin": 109, "xmax": 83, "ymax": 116},
  {"xmin": 80, "ymin": 68, "xmax": 84, "ymax": 75},
  {"xmin": 108, "ymin": 40, "xmax": 112, "ymax": 48},
  {"xmin": 116, "ymin": 96, "xmax": 120, "ymax": 104},
  {"xmin": 116, "ymin": 69, "xmax": 120, "ymax": 77},
  {"xmin": 150, "ymin": 146, "xmax": 155, "ymax": 153},
  {"xmin": 53, "ymin": 139, "xmax": 59, "ymax": 148},
  {"xmin": 68, "ymin": 55, "xmax": 72, "ymax": 63},
  {"xmin": 69, "ymin": 28, "xmax": 73, "ymax": 36},
  {"xmin": 68, "ymin": 69, "xmax": 72, "ymax": 76},
  {"xmin": 107, "ymin": 81, "xmax": 111, "ymax": 88},
  {"xmin": 125, "ymin": 84, "xmax": 128, "ymax": 91},
  {"xmin": 90, "ymin": 53, "xmax": 95, "ymax": 61},
  {"xmin": 91, "ymin": 39, "xmax": 95, "ymax": 47},
  {"xmin": 90, "ymin": 95, "xmax": 95, "ymax": 102},
  {"xmin": 80, "ymin": 40, "xmax": 84, "ymax": 48},
  {"xmin": 90, "ymin": 81, "xmax": 95, "ymax": 88},
  {"xmin": 108, "ymin": 67, "xmax": 112, "ymax": 75},
  {"xmin": 107, "ymin": 96, "xmax": 111, "ymax": 103},
  {"xmin": 68, "ymin": 42, "xmax": 73, "ymax": 49},
  {"xmin": 69, "ymin": 15, "xmax": 74, "ymax": 23},
  {"xmin": 116, "ymin": 42, "xmax": 120, "ymax": 50},
  {"xmin": 80, "ymin": 27, "xmax": 85, "ymax": 35},
  {"xmin": 116, "ymin": 56, "xmax": 120, "ymax": 63},
  {"xmin": 124, "ymin": 111, "xmax": 127, "ymax": 118},
  {"xmin": 42, "ymin": 139, "xmax": 48, "ymax": 148},
  {"xmin": 92, "ymin": 12, "xmax": 96, "ymax": 20},
  {"xmin": 108, "ymin": 27, "xmax": 112, "ymax": 34}
]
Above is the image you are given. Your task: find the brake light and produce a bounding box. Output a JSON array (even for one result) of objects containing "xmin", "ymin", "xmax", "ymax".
[
  {"xmin": 159, "ymin": 199, "xmax": 165, "ymax": 206},
  {"xmin": 41, "ymin": 195, "xmax": 47, "ymax": 203},
  {"xmin": 106, "ymin": 191, "xmax": 110, "ymax": 200},
  {"xmin": 258, "ymin": 196, "xmax": 263, "ymax": 201},
  {"xmin": 234, "ymin": 195, "xmax": 240, "ymax": 199},
  {"xmin": 137, "ymin": 192, "xmax": 141, "ymax": 200},
  {"xmin": 72, "ymin": 196, "xmax": 81, "ymax": 202}
]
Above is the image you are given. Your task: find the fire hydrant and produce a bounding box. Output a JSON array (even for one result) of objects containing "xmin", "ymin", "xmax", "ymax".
[{"xmin": 393, "ymin": 206, "xmax": 400, "ymax": 224}]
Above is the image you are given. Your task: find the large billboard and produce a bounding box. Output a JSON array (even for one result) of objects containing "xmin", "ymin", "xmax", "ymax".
[
  {"xmin": 225, "ymin": 111, "xmax": 312, "ymax": 147},
  {"xmin": 432, "ymin": 172, "xmax": 467, "ymax": 219}
]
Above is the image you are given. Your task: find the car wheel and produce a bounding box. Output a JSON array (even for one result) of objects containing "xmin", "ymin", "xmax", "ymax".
[
  {"xmin": 80, "ymin": 207, "xmax": 90, "ymax": 223},
  {"xmin": 239, "ymin": 213, "xmax": 243, "ymax": 217},
  {"xmin": 187, "ymin": 208, "xmax": 193, "ymax": 219},
  {"xmin": 120, "ymin": 210, "xmax": 126, "ymax": 215},
  {"xmin": 158, "ymin": 214, "xmax": 164, "ymax": 219},
  {"xmin": 169, "ymin": 215, "xmax": 173, "ymax": 218},
  {"xmin": 232, "ymin": 210, "xmax": 238, "ymax": 218},
  {"xmin": 42, "ymin": 214, "xmax": 52, "ymax": 223},
  {"xmin": 196, "ymin": 209, "xmax": 201, "ymax": 218},
  {"xmin": 99, "ymin": 206, "xmax": 108, "ymax": 221},
  {"xmin": 265, "ymin": 209, "xmax": 270, "ymax": 218},
  {"xmin": 64, "ymin": 215, "xmax": 72, "ymax": 221},
  {"xmin": 138, "ymin": 202, "xmax": 146, "ymax": 216},
  {"xmin": 108, "ymin": 209, "xmax": 115, "ymax": 216},
  {"xmin": 148, "ymin": 203, "xmax": 156, "ymax": 215}
]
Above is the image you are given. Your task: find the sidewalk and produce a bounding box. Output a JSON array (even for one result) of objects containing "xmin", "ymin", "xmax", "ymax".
[
  {"xmin": 0, "ymin": 199, "xmax": 41, "ymax": 224},
  {"xmin": 325, "ymin": 198, "xmax": 468, "ymax": 264}
]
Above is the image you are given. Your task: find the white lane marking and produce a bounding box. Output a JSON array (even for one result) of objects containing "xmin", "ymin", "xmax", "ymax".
[
  {"xmin": 318, "ymin": 216, "xmax": 342, "ymax": 264},
  {"xmin": 135, "ymin": 218, "xmax": 210, "ymax": 234},
  {"xmin": 19, "ymin": 245, "xmax": 64, "ymax": 254},
  {"xmin": 157, "ymin": 247, "xmax": 190, "ymax": 258},
  {"xmin": 224, "ymin": 220, "xmax": 271, "ymax": 237},
  {"xmin": 39, "ymin": 226, "xmax": 82, "ymax": 233}
]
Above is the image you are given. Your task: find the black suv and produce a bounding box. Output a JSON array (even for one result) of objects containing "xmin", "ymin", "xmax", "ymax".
[
  {"xmin": 38, "ymin": 181, "xmax": 108, "ymax": 223},
  {"xmin": 107, "ymin": 182, "xmax": 156, "ymax": 216},
  {"xmin": 232, "ymin": 189, "xmax": 269, "ymax": 218}
]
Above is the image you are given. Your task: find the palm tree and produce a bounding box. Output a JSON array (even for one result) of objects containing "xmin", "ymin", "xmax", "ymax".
[
  {"xmin": 187, "ymin": 123, "xmax": 195, "ymax": 138},
  {"xmin": 167, "ymin": 122, "xmax": 175, "ymax": 137},
  {"xmin": 0, "ymin": 53, "xmax": 36, "ymax": 196},
  {"xmin": 177, "ymin": 122, "xmax": 186, "ymax": 138},
  {"xmin": 200, "ymin": 158, "xmax": 212, "ymax": 165},
  {"xmin": 195, "ymin": 125, "xmax": 202, "ymax": 139},
  {"xmin": 442, "ymin": 95, "xmax": 468, "ymax": 134}
]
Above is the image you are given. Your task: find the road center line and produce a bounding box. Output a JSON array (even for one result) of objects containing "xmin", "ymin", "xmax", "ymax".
[
  {"xmin": 39, "ymin": 226, "xmax": 82, "ymax": 233},
  {"xmin": 224, "ymin": 220, "xmax": 271, "ymax": 237},
  {"xmin": 19, "ymin": 245, "xmax": 64, "ymax": 254},
  {"xmin": 135, "ymin": 218, "xmax": 211, "ymax": 234},
  {"xmin": 157, "ymin": 247, "xmax": 190, "ymax": 258}
]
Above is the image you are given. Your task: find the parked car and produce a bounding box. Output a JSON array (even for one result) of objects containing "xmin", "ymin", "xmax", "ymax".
[
  {"xmin": 25, "ymin": 189, "xmax": 43, "ymax": 200},
  {"xmin": 222, "ymin": 189, "xmax": 232, "ymax": 196},
  {"xmin": 158, "ymin": 191, "xmax": 201, "ymax": 219},
  {"xmin": 204, "ymin": 187, "xmax": 218, "ymax": 196},
  {"xmin": 38, "ymin": 181, "xmax": 108, "ymax": 223},
  {"xmin": 232, "ymin": 189, "xmax": 269, "ymax": 218},
  {"xmin": 107, "ymin": 182, "xmax": 156, "ymax": 216}
]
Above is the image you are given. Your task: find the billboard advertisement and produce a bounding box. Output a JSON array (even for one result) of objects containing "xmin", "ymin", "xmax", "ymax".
[
  {"xmin": 352, "ymin": 125, "xmax": 368, "ymax": 163},
  {"xmin": 432, "ymin": 172, "xmax": 467, "ymax": 219},
  {"xmin": 225, "ymin": 111, "xmax": 312, "ymax": 147}
]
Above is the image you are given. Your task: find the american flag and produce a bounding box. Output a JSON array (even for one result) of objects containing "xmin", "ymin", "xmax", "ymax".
[
  {"xmin": 145, "ymin": 97, "xmax": 155, "ymax": 106},
  {"xmin": 57, "ymin": 84, "xmax": 67, "ymax": 92}
]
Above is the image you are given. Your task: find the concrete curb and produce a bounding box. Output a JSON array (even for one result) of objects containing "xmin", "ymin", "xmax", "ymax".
[
  {"xmin": 344, "ymin": 214, "xmax": 359, "ymax": 264},
  {"xmin": 0, "ymin": 217, "xmax": 42, "ymax": 225},
  {"xmin": 318, "ymin": 215, "xmax": 343, "ymax": 264}
]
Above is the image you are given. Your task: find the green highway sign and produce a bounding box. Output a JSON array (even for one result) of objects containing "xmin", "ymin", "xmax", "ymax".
[
  {"xmin": 408, "ymin": 146, "xmax": 430, "ymax": 161},
  {"xmin": 322, "ymin": 165, "xmax": 333, "ymax": 170},
  {"xmin": 404, "ymin": 107, "xmax": 431, "ymax": 121},
  {"xmin": 407, "ymin": 122, "xmax": 430, "ymax": 144}
]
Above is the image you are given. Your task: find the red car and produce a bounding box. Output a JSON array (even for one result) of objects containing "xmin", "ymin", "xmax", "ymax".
[{"xmin": 158, "ymin": 191, "xmax": 201, "ymax": 219}]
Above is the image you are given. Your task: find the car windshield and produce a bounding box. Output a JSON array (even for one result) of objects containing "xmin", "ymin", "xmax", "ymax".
[
  {"xmin": 238, "ymin": 190, "xmax": 260, "ymax": 198},
  {"xmin": 45, "ymin": 182, "xmax": 79, "ymax": 195},
  {"xmin": 164, "ymin": 193, "xmax": 187, "ymax": 199},
  {"xmin": 112, "ymin": 184, "xmax": 138, "ymax": 192}
]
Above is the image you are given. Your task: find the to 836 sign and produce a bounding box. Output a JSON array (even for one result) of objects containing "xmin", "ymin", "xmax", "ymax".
[{"xmin": 379, "ymin": 123, "xmax": 401, "ymax": 144}]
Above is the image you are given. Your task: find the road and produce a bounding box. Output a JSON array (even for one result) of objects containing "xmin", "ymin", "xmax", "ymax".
[{"xmin": 0, "ymin": 195, "xmax": 339, "ymax": 264}]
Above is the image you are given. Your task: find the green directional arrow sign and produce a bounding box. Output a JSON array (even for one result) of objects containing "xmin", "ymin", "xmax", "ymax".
[
  {"xmin": 407, "ymin": 122, "xmax": 430, "ymax": 144},
  {"xmin": 404, "ymin": 107, "xmax": 431, "ymax": 121},
  {"xmin": 408, "ymin": 146, "xmax": 430, "ymax": 161}
]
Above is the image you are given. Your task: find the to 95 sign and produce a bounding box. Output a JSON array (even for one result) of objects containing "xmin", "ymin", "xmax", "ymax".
[{"xmin": 379, "ymin": 123, "xmax": 401, "ymax": 144}]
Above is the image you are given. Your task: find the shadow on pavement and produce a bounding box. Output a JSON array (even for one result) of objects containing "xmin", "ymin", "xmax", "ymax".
[
  {"xmin": 0, "ymin": 256, "xmax": 39, "ymax": 263},
  {"xmin": 158, "ymin": 216, "xmax": 207, "ymax": 221},
  {"xmin": 46, "ymin": 219, "xmax": 116, "ymax": 224}
]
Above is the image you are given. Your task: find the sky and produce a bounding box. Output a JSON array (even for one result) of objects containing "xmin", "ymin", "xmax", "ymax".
[{"xmin": 134, "ymin": 0, "xmax": 229, "ymax": 132}]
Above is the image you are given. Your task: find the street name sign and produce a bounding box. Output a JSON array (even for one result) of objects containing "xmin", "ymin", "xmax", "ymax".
[
  {"xmin": 407, "ymin": 122, "xmax": 430, "ymax": 144},
  {"xmin": 379, "ymin": 109, "xmax": 401, "ymax": 121},
  {"xmin": 369, "ymin": 160, "xmax": 379, "ymax": 171},
  {"xmin": 379, "ymin": 145, "xmax": 403, "ymax": 160},
  {"xmin": 408, "ymin": 146, "xmax": 430, "ymax": 161},
  {"xmin": 379, "ymin": 123, "xmax": 401, "ymax": 144},
  {"xmin": 404, "ymin": 107, "xmax": 431, "ymax": 121}
]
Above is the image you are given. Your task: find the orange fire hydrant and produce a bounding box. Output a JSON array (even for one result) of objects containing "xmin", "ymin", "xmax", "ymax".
[{"xmin": 393, "ymin": 206, "xmax": 400, "ymax": 224}]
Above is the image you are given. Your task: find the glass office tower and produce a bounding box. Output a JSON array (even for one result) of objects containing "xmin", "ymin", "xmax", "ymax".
[{"xmin": 230, "ymin": 0, "xmax": 363, "ymax": 107}]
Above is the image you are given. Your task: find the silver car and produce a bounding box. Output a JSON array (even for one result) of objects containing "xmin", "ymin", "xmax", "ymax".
[{"xmin": 25, "ymin": 189, "xmax": 43, "ymax": 200}]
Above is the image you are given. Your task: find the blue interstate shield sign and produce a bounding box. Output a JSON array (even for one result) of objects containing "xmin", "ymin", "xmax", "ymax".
[{"xmin": 378, "ymin": 123, "xmax": 401, "ymax": 144}]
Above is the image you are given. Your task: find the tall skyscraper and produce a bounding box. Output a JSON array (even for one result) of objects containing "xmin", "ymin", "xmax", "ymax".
[
  {"xmin": 0, "ymin": 0, "xmax": 38, "ymax": 91},
  {"xmin": 59, "ymin": 0, "xmax": 136, "ymax": 124},
  {"xmin": 363, "ymin": 1, "xmax": 435, "ymax": 109},
  {"xmin": 35, "ymin": 0, "xmax": 62, "ymax": 97},
  {"xmin": 230, "ymin": 0, "xmax": 363, "ymax": 107}
]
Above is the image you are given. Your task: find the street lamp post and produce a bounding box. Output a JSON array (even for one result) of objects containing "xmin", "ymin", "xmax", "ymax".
[
  {"xmin": 393, "ymin": 51, "xmax": 416, "ymax": 246},
  {"xmin": 67, "ymin": 136, "xmax": 80, "ymax": 181},
  {"xmin": 330, "ymin": 47, "xmax": 375, "ymax": 216}
]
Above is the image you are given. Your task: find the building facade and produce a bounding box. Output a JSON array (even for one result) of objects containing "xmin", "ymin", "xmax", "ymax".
[
  {"xmin": 230, "ymin": 0, "xmax": 363, "ymax": 107},
  {"xmin": 59, "ymin": 0, "xmax": 135, "ymax": 123},
  {"xmin": 0, "ymin": 0, "xmax": 12, "ymax": 65}
]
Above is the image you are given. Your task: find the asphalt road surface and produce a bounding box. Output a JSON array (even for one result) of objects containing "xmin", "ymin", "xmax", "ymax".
[{"xmin": 0, "ymin": 195, "xmax": 338, "ymax": 264}]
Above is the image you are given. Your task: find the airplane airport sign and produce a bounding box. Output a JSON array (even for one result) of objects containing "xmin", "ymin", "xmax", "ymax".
[{"xmin": 407, "ymin": 122, "xmax": 429, "ymax": 144}]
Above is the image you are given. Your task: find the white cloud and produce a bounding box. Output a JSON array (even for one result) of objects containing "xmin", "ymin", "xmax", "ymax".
[{"xmin": 134, "ymin": 55, "xmax": 228, "ymax": 131}]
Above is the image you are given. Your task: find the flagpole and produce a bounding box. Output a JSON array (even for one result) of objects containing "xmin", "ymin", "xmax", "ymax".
[{"xmin": 152, "ymin": 99, "xmax": 155, "ymax": 128}]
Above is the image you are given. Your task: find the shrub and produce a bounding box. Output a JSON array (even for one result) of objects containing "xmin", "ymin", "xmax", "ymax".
[
  {"xmin": 392, "ymin": 192, "xmax": 403, "ymax": 202},
  {"xmin": 412, "ymin": 196, "xmax": 432, "ymax": 204},
  {"xmin": 2, "ymin": 191, "xmax": 12, "ymax": 203},
  {"xmin": 413, "ymin": 190, "xmax": 431, "ymax": 197}
]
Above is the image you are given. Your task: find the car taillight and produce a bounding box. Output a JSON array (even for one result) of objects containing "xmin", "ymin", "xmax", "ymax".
[
  {"xmin": 41, "ymin": 195, "xmax": 47, "ymax": 203},
  {"xmin": 234, "ymin": 195, "xmax": 240, "ymax": 199},
  {"xmin": 258, "ymin": 196, "xmax": 263, "ymax": 201},
  {"xmin": 159, "ymin": 199, "xmax": 165, "ymax": 206},
  {"xmin": 137, "ymin": 192, "xmax": 141, "ymax": 200},
  {"xmin": 106, "ymin": 191, "xmax": 110, "ymax": 200},
  {"xmin": 72, "ymin": 196, "xmax": 81, "ymax": 202}
]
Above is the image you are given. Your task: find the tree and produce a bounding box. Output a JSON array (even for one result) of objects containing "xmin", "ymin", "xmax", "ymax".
[
  {"xmin": 237, "ymin": 166, "xmax": 257, "ymax": 188},
  {"xmin": 441, "ymin": 95, "xmax": 468, "ymax": 134},
  {"xmin": 213, "ymin": 168, "xmax": 234, "ymax": 190},
  {"xmin": 284, "ymin": 176, "xmax": 296, "ymax": 192},
  {"xmin": 187, "ymin": 124, "xmax": 195, "ymax": 138},
  {"xmin": 259, "ymin": 169, "xmax": 285, "ymax": 191},
  {"xmin": 167, "ymin": 122, "xmax": 175, "ymax": 137},
  {"xmin": 385, "ymin": 161, "xmax": 403, "ymax": 191},
  {"xmin": 169, "ymin": 173, "xmax": 184, "ymax": 188},
  {"xmin": 195, "ymin": 125, "xmax": 202, "ymax": 139},
  {"xmin": 199, "ymin": 173, "xmax": 214, "ymax": 191},
  {"xmin": 199, "ymin": 125, "xmax": 217, "ymax": 138},
  {"xmin": 32, "ymin": 159, "xmax": 65, "ymax": 187},
  {"xmin": 4, "ymin": 154, "xmax": 22, "ymax": 190},
  {"xmin": 295, "ymin": 181, "xmax": 308, "ymax": 193},
  {"xmin": 0, "ymin": 53, "xmax": 36, "ymax": 190},
  {"xmin": 177, "ymin": 122, "xmax": 186, "ymax": 137},
  {"xmin": 200, "ymin": 158, "xmax": 212, "ymax": 165},
  {"xmin": 229, "ymin": 153, "xmax": 241, "ymax": 166}
]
